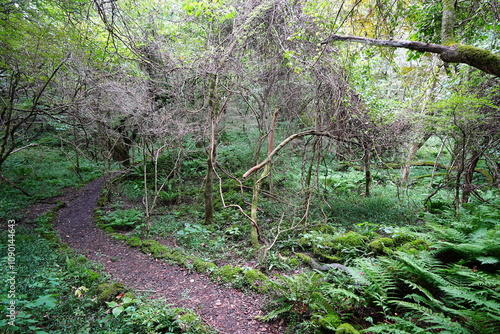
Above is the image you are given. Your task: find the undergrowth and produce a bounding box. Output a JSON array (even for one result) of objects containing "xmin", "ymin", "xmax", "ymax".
[{"xmin": 0, "ymin": 222, "xmax": 212, "ymax": 333}]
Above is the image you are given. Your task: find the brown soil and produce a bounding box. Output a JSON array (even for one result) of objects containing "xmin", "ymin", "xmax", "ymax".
[{"xmin": 52, "ymin": 176, "xmax": 284, "ymax": 334}]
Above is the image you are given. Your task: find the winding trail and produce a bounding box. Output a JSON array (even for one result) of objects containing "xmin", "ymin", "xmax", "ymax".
[{"xmin": 54, "ymin": 176, "xmax": 283, "ymax": 334}]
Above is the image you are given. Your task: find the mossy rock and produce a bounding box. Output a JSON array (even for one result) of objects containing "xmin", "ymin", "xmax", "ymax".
[
  {"xmin": 193, "ymin": 259, "xmax": 217, "ymax": 273},
  {"xmin": 151, "ymin": 244, "xmax": 170, "ymax": 258},
  {"xmin": 296, "ymin": 252, "xmax": 314, "ymax": 265},
  {"xmin": 111, "ymin": 233, "xmax": 128, "ymax": 241},
  {"xmin": 332, "ymin": 231, "xmax": 368, "ymax": 250},
  {"xmin": 127, "ymin": 236, "xmax": 143, "ymax": 247},
  {"xmin": 140, "ymin": 239, "xmax": 160, "ymax": 253},
  {"xmin": 166, "ymin": 250, "xmax": 188, "ymax": 266},
  {"xmin": 288, "ymin": 257, "xmax": 300, "ymax": 268},
  {"xmin": 215, "ymin": 265, "xmax": 243, "ymax": 283},
  {"xmin": 243, "ymin": 269, "xmax": 268, "ymax": 293},
  {"xmin": 97, "ymin": 282, "xmax": 126, "ymax": 303},
  {"xmin": 175, "ymin": 309, "xmax": 209, "ymax": 332},
  {"xmin": 398, "ymin": 238, "xmax": 429, "ymax": 253},
  {"xmin": 312, "ymin": 246, "xmax": 342, "ymax": 262},
  {"xmin": 393, "ymin": 233, "xmax": 416, "ymax": 245},
  {"xmin": 336, "ymin": 323, "xmax": 360, "ymax": 334},
  {"xmin": 369, "ymin": 237, "xmax": 395, "ymax": 254}
]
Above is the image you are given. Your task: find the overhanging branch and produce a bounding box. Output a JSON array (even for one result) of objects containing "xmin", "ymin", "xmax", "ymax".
[{"xmin": 322, "ymin": 34, "xmax": 500, "ymax": 77}]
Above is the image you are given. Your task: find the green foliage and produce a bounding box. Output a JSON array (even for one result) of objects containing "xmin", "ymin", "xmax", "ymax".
[
  {"xmin": 0, "ymin": 226, "xmax": 212, "ymax": 334},
  {"xmin": 0, "ymin": 146, "xmax": 101, "ymax": 220},
  {"xmin": 99, "ymin": 209, "xmax": 145, "ymax": 230},
  {"xmin": 325, "ymin": 188, "xmax": 417, "ymax": 227},
  {"xmin": 263, "ymin": 271, "xmax": 360, "ymax": 332},
  {"xmin": 176, "ymin": 223, "xmax": 211, "ymax": 248},
  {"xmin": 428, "ymin": 203, "xmax": 500, "ymax": 268}
]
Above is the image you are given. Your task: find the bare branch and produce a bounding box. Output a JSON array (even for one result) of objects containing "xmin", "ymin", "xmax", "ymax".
[{"xmin": 243, "ymin": 130, "xmax": 359, "ymax": 178}]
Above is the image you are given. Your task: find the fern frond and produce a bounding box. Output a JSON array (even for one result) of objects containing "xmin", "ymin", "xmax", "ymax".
[
  {"xmin": 420, "ymin": 313, "xmax": 471, "ymax": 334},
  {"xmin": 392, "ymin": 251, "xmax": 448, "ymax": 287},
  {"xmin": 427, "ymin": 222, "xmax": 468, "ymax": 243},
  {"xmin": 391, "ymin": 300, "xmax": 472, "ymax": 334},
  {"xmin": 401, "ymin": 279, "xmax": 445, "ymax": 309},
  {"xmin": 440, "ymin": 285, "xmax": 500, "ymax": 312}
]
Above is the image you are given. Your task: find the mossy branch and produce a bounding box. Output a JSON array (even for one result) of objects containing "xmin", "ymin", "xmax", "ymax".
[{"xmin": 321, "ymin": 35, "xmax": 500, "ymax": 77}]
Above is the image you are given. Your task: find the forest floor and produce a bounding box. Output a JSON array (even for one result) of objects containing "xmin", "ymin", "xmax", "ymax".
[{"xmin": 34, "ymin": 175, "xmax": 284, "ymax": 334}]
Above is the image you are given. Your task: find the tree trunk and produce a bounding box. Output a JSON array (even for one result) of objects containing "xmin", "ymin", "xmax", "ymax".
[
  {"xmin": 401, "ymin": 134, "xmax": 431, "ymax": 183},
  {"xmin": 363, "ymin": 149, "xmax": 372, "ymax": 196},
  {"xmin": 204, "ymin": 85, "xmax": 219, "ymax": 225},
  {"xmin": 441, "ymin": 0, "xmax": 456, "ymax": 44},
  {"xmin": 249, "ymin": 111, "xmax": 278, "ymax": 250},
  {"xmin": 461, "ymin": 151, "xmax": 481, "ymax": 204},
  {"xmin": 204, "ymin": 154, "xmax": 215, "ymax": 225}
]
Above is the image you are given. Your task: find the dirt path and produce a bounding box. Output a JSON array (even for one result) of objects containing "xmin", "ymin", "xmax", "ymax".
[{"xmin": 53, "ymin": 176, "xmax": 283, "ymax": 334}]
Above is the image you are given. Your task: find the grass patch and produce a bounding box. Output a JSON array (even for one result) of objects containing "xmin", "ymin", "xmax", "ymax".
[{"xmin": 0, "ymin": 145, "xmax": 103, "ymax": 221}]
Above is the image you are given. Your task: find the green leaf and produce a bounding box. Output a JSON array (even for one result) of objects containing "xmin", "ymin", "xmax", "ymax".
[
  {"xmin": 112, "ymin": 305, "xmax": 124, "ymax": 317},
  {"xmin": 477, "ymin": 256, "xmax": 499, "ymax": 265}
]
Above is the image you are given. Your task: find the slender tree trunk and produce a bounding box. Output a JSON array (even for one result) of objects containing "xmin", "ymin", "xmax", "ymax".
[
  {"xmin": 363, "ymin": 149, "xmax": 372, "ymax": 196},
  {"xmin": 441, "ymin": 0, "xmax": 456, "ymax": 44},
  {"xmin": 461, "ymin": 151, "xmax": 481, "ymax": 204},
  {"xmin": 401, "ymin": 134, "xmax": 432, "ymax": 183},
  {"xmin": 249, "ymin": 111, "xmax": 278, "ymax": 250}
]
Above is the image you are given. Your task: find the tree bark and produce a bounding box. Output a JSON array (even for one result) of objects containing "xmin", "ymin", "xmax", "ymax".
[
  {"xmin": 461, "ymin": 151, "xmax": 481, "ymax": 204},
  {"xmin": 441, "ymin": 0, "xmax": 456, "ymax": 44},
  {"xmin": 321, "ymin": 35, "xmax": 500, "ymax": 77}
]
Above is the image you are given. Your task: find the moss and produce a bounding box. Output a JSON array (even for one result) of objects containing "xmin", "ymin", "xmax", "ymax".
[
  {"xmin": 393, "ymin": 233, "xmax": 416, "ymax": 245},
  {"xmin": 312, "ymin": 246, "xmax": 342, "ymax": 262},
  {"xmin": 140, "ymin": 239, "xmax": 159, "ymax": 253},
  {"xmin": 127, "ymin": 236, "xmax": 143, "ymax": 247},
  {"xmin": 166, "ymin": 250, "xmax": 189, "ymax": 265},
  {"xmin": 175, "ymin": 309, "xmax": 209, "ymax": 332},
  {"xmin": 97, "ymin": 282, "xmax": 126, "ymax": 303},
  {"xmin": 243, "ymin": 269, "xmax": 268, "ymax": 293},
  {"xmin": 336, "ymin": 323, "xmax": 360, "ymax": 334},
  {"xmin": 332, "ymin": 231, "xmax": 368, "ymax": 250},
  {"xmin": 193, "ymin": 258, "xmax": 217, "ymax": 273},
  {"xmin": 177, "ymin": 310, "xmax": 198, "ymax": 323},
  {"xmin": 84, "ymin": 269, "xmax": 102, "ymax": 283},
  {"xmin": 139, "ymin": 239, "xmax": 170, "ymax": 258},
  {"xmin": 369, "ymin": 237, "xmax": 395, "ymax": 254},
  {"xmin": 457, "ymin": 45, "xmax": 500, "ymax": 72},
  {"xmin": 75, "ymin": 255, "xmax": 88, "ymax": 264},
  {"xmin": 215, "ymin": 265, "xmax": 243, "ymax": 283},
  {"xmin": 288, "ymin": 257, "xmax": 300, "ymax": 268},
  {"xmin": 111, "ymin": 233, "xmax": 128, "ymax": 241},
  {"xmin": 398, "ymin": 238, "xmax": 428, "ymax": 253},
  {"xmin": 296, "ymin": 252, "xmax": 313, "ymax": 265},
  {"xmin": 151, "ymin": 244, "xmax": 170, "ymax": 258}
]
